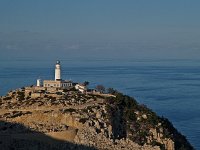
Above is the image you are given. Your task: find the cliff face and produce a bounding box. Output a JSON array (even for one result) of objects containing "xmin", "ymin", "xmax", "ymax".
[
  {"xmin": 105, "ymin": 92, "xmax": 193, "ymax": 150},
  {"xmin": 0, "ymin": 88, "xmax": 194, "ymax": 150}
]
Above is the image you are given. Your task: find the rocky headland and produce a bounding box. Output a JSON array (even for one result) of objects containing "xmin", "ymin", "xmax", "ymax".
[{"xmin": 0, "ymin": 86, "xmax": 194, "ymax": 150}]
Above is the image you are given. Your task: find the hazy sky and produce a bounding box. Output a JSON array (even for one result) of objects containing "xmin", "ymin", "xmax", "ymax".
[{"xmin": 1, "ymin": 0, "xmax": 200, "ymax": 60}]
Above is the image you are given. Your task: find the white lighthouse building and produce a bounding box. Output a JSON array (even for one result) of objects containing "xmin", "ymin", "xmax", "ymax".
[
  {"xmin": 55, "ymin": 60, "xmax": 61, "ymax": 80},
  {"xmin": 36, "ymin": 79, "xmax": 41, "ymax": 87},
  {"xmin": 43, "ymin": 60, "xmax": 72, "ymax": 89}
]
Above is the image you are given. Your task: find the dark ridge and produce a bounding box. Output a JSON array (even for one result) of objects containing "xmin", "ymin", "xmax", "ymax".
[
  {"xmin": 106, "ymin": 90, "xmax": 194, "ymax": 150},
  {"xmin": 160, "ymin": 117, "xmax": 194, "ymax": 150}
]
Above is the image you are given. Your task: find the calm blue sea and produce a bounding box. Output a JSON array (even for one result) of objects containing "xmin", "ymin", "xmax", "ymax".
[{"xmin": 0, "ymin": 59, "xmax": 200, "ymax": 149}]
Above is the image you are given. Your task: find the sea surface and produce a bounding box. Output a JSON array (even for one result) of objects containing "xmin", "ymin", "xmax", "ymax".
[{"xmin": 0, "ymin": 58, "xmax": 200, "ymax": 149}]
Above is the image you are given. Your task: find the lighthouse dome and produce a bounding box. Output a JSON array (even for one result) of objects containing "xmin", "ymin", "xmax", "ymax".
[{"xmin": 56, "ymin": 60, "xmax": 60, "ymax": 64}]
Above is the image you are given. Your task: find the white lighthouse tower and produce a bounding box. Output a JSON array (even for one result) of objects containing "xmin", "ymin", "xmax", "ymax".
[
  {"xmin": 43, "ymin": 60, "xmax": 73, "ymax": 88},
  {"xmin": 55, "ymin": 60, "xmax": 61, "ymax": 81}
]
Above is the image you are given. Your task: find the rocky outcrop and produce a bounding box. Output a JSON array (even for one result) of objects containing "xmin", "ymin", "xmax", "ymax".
[
  {"xmin": 105, "ymin": 91, "xmax": 194, "ymax": 150},
  {"xmin": 148, "ymin": 128, "xmax": 174, "ymax": 150},
  {"xmin": 74, "ymin": 125, "xmax": 160, "ymax": 150},
  {"xmin": 0, "ymin": 88, "xmax": 194, "ymax": 150}
]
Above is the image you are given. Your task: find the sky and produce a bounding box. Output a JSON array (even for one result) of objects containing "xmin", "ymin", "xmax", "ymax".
[{"xmin": 1, "ymin": 0, "xmax": 200, "ymax": 60}]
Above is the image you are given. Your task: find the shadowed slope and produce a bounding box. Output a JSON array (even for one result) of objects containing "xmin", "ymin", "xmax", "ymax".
[{"xmin": 0, "ymin": 121, "xmax": 96, "ymax": 150}]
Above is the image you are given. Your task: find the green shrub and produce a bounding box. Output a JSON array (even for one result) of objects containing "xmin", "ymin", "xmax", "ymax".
[
  {"xmin": 79, "ymin": 118, "xmax": 87, "ymax": 124},
  {"xmin": 63, "ymin": 108, "xmax": 76, "ymax": 113},
  {"xmin": 3, "ymin": 96, "xmax": 12, "ymax": 100}
]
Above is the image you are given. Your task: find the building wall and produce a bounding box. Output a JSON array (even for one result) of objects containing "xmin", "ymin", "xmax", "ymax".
[
  {"xmin": 25, "ymin": 86, "xmax": 46, "ymax": 97},
  {"xmin": 43, "ymin": 80, "xmax": 61, "ymax": 88},
  {"xmin": 75, "ymin": 84, "xmax": 87, "ymax": 93},
  {"xmin": 43, "ymin": 80, "xmax": 73, "ymax": 89},
  {"xmin": 61, "ymin": 82, "xmax": 73, "ymax": 88}
]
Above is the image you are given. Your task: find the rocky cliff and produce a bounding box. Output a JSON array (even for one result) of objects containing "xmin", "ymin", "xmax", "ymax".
[{"xmin": 0, "ymin": 88, "xmax": 194, "ymax": 150}]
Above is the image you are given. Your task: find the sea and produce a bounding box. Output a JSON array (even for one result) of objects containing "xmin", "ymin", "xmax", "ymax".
[{"xmin": 0, "ymin": 58, "xmax": 199, "ymax": 149}]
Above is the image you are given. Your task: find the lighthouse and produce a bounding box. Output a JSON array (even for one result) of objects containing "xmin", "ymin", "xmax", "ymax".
[
  {"xmin": 55, "ymin": 60, "xmax": 61, "ymax": 81},
  {"xmin": 43, "ymin": 60, "xmax": 72, "ymax": 89}
]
